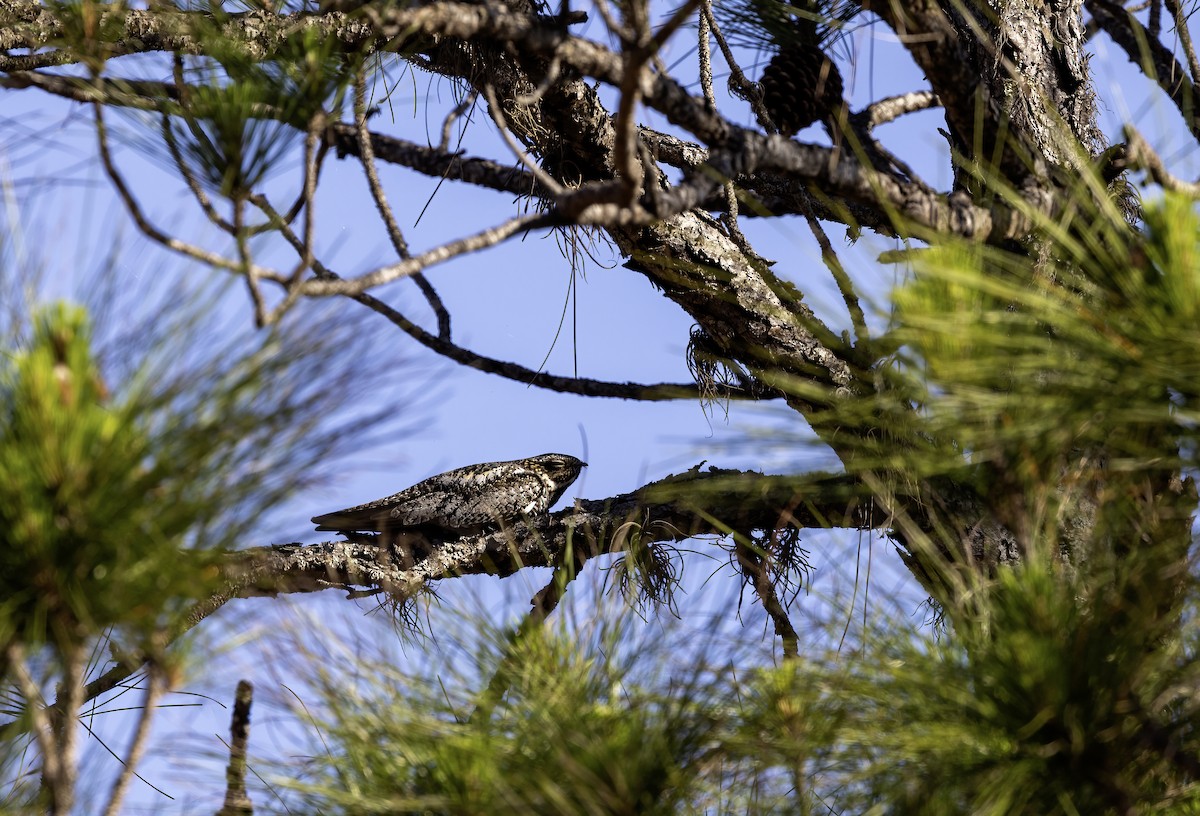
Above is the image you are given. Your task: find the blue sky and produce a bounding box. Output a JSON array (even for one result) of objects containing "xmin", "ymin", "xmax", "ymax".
[{"xmin": 3, "ymin": 6, "xmax": 1200, "ymax": 810}]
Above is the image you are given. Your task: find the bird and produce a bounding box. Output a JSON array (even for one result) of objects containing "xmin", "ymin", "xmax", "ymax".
[{"xmin": 312, "ymin": 453, "xmax": 587, "ymax": 536}]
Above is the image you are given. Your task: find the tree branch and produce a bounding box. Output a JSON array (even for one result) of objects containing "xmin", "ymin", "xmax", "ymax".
[
  {"xmin": 735, "ymin": 534, "xmax": 800, "ymax": 660},
  {"xmin": 4, "ymin": 2, "xmax": 1062, "ymax": 243},
  {"xmin": 6, "ymin": 642, "xmax": 65, "ymax": 813},
  {"xmin": 849, "ymin": 90, "xmax": 939, "ymax": 131},
  {"xmin": 1086, "ymin": 0, "xmax": 1200, "ymax": 140},
  {"xmin": 216, "ymin": 680, "xmax": 254, "ymax": 816},
  {"xmin": 208, "ymin": 467, "xmax": 883, "ymax": 607},
  {"xmin": 92, "ymin": 101, "xmax": 285, "ymax": 282},
  {"xmin": 470, "ymin": 558, "xmax": 583, "ymax": 723},
  {"xmin": 1123, "ymin": 126, "xmax": 1200, "ymax": 194},
  {"xmin": 100, "ymin": 664, "xmax": 166, "ymax": 816},
  {"xmin": 0, "ymin": 71, "xmax": 549, "ymax": 204},
  {"xmin": 349, "ymin": 285, "xmax": 737, "ymax": 400},
  {"xmin": 250, "ymin": 195, "xmax": 727, "ymax": 401},
  {"xmin": 296, "ymin": 211, "xmax": 552, "ymax": 296}
]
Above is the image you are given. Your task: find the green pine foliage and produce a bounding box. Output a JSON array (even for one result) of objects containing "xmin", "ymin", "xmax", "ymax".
[
  {"xmin": 290, "ymin": 620, "xmax": 726, "ymax": 815},
  {"xmin": 734, "ymin": 559, "xmax": 1200, "ymax": 814},
  {"xmin": 887, "ymin": 192, "xmax": 1195, "ymax": 552},
  {"xmin": 0, "ymin": 303, "xmax": 214, "ymax": 651},
  {"xmin": 168, "ymin": 25, "xmax": 356, "ymax": 199},
  {"xmin": 0, "ymin": 279, "xmax": 399, "ymax": 651},
  {"xmin": 0, "ymin": 276, "xmax": 407, "ymax": 809}
]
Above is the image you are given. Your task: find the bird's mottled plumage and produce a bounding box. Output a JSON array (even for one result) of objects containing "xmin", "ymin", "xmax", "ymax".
[{"xmin": 312, "ymin": 453, "xmax": 586, "ymax": 534}]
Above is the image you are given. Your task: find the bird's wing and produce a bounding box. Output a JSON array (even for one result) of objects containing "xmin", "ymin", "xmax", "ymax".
[
  {"xmin": 311, "ymin": 463, "xmax": 545, "ymax": 532},
  {"xmin": 430, "ymin": 470, "xmax": 546, "ymax": 528}
]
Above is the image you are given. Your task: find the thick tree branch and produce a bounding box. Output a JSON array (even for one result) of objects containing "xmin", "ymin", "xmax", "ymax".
[
  {"xmin": 0, "ymin": 468, "xmax": 884, "ymax": 743},
  {"xmin": 0, "ymin": 1, "xmax": 379, "ymax": 60},
  {"xmin": 863, "ymin": 2, "xmax": 1017, "ymax": 172},
  {"xmin": 639, "ymin": 127, "xmax": 899, "ymax": 233},
  {"xmin": 207, "ymin": 468, "xmax": 883, "ymax": 606},
  {"xmin": 396, "ymin": 4, "xmax": 1059, "ymax": 240}
]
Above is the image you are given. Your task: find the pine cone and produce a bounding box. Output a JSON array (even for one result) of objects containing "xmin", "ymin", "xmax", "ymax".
[{"xmin": 759, "ymin": 37, "xmax": 844, "ymax": 136}]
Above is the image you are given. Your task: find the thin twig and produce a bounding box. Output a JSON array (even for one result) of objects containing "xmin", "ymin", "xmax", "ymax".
[
  {"xmin": 697, "ymin": 6, "xmax": 716, "ymax": 113},
  {"xmin": 135, "ymin": 63, "xmax": 317, "ymax": 240},
  {"xmin": 592, "ymin": 0, "xmax": 629, "ymax": 42},
  {"xmin": 233, "ymin": 198, "xmax": 269, "ymax": 328},
  {"xmin": 252, "ymin": 194, "xmax": 719, "ymax": 400},
  {"xmin": 802, "ymin": 209, "xmax": 868, "ymax": 346},
  {"xmin": 355, "ymin": 70, "xmax": 412, "ymax": 261},
  {"xmin": 166, "ymin": 54, "xmax": 238, "ymax": 235},
  {"xmin": 410, "ymin": 274, "xmax": 453, "ymax": 341},
  {"xmin": 57, "ymin": 642, "xmax": 85, "ymax": 816},
  {"xmin": 694, "ymin": 25, "xmax": 755, "ymax": 259},
  {"xmin": 734, "ymin": 534, "xmax": 799, "ymax": 660},
  {"xmin": 625, "ymin": 0, "xmax": 651, "ymax": 44},
  {"xmin": 700, "ymin": 0, "xmax": 775, "ymax": 130},
  {"xmin": 101, "ymin": 664, "xmax": 166, "ymax": 816},
  {"xmin": 603, "ymin": 0, "xmax": 699, "ymax": 211},
  {"xmin": 297, "ymin": 211, "xmax": 554, "ymax": 296},
  {"xmin": 1164, "ymin": 0, "xmax": 1200, "ymax": 84},
  {"xmin": 285, "ymin": 112, "xmax": 324, "ymax": 288},
  {"xmin": 161, "ymin": 114, "xmax": 235, "ymax": 234},
  {"xmin": 92, "ymin": 102, "xmax": 283, "ymax": 283},
  {"xmin": 437, "ymin": 90, "xmax": 478, "ymax": 152},
  {"xmin": 415, "ymin": 85, "xmax": 480, "ymax": 232},
  {"xmin": 610, "ymin": 0, "xmax": 704, "ymax": 208},
  {"xmin": 1123, "ymin": 126, "xmax": 1200, "ymax": 194}
]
